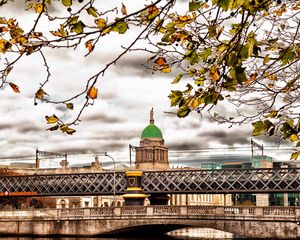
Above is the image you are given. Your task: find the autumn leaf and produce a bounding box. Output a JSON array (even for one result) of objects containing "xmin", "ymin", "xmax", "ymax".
[
  {"xmin": 88, "ymin": 86, "xmax": 98, "ymax": 99},
  {"xmin": 47, "ymin": 125, "xmax": 59, "ymax": 131},
  {"xmin": 85, "ymin": 40, "xmax": 94, "ymax": 53},
  {"xmin": 59, "ymin": 125, "xmax": 76, "ymax": 135},
  {"xmin": 50, "ymin": 25, "xmax": 67, "ymax": 37},
  {"xmin": 154, "ymin": 57, "xmax": 166, "ymax": 66},
  {"xmin": 291, "ymin": 151, "xmax": 300, "ymax": 160},
  {"xmin": 121, "ymin": 3, "xmax": 127, "ymax": 15},
  {"xmin": 65, "ymin": 127, "xmax": 76, "ymax": 135},
  {"xmin": 161, "ymin": 65, "xmax": 171, "ymax": 73},
  {"xmin": 209, "ymin": 65, "xmax": 220, "ymax": 82},
  {"xmin": 95, "ymin": 18, "xmax": 106, "ymax": 30},
  {"xmin": 62, "ymin": 0, "xmax": 72, "ymax": 7},
  {"xmin": 9, "ymin": 83, "xmax": 20, "ymax": 93},
  {"xmin": 34, "ymin": 3, "xmax": 45, "ymax": 13},
  {"xmin": 35, "ymin": 88, "xmax": 46, "ymax": 99},
  {"xmin": 45, "ymin": 115, "xmax": 59, "ymax": 124},
  {"xmin": 66, "ymin": 103, "xmax": 73, "ymax": 110}
]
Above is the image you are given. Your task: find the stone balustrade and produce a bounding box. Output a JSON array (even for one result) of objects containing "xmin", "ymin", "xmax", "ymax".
[{"xmin": 0, "ymin": 205, "xmax": 299, "ymax": 221}]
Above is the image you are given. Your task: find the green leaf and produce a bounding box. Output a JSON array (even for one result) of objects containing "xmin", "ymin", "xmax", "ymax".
[
  {"xmin": 227, "ymin": 52, "xmax": 238, "ymax": 67},
  {"xmin": 168, "ymin": 90, "xmax": 183, "ymax": 106},
  {"xmin": 111, "ymin": 21, "xmax": 128, "ymax": 34},
  {"xmin": 172, "ymin": 74, "xmax": 183, "ymax": 84},
  {"xmin": 189, "ymin": 1, "xmax": 203, "ymax": 11},
  {"xmin": 185, "ymin": 50, "xmax": 200, "ymax": 65},
  {"xmin": 230, "ymin": 65, "xmax": 246, "ymax": 84},
  {"xmin": 208, "ymin": 25, "xmax": 217, "ymax": 38},
  {"xmin": 62, "ymin": 0, "xmax": 72, "ymax": 7},
  {"xmin": 252, "ymin": 120, "xmax": 274, "ymax": 136},
  {"xmin": 216, "ymin": 0, "xmax": 231, "ymax": 11},
  {"xmin": 200, "ymin": 48, "xmax": 211, "ymax": 62},
  {"xmin": 87, "ymin": 7, "xmax": 98, "ymax": 18},
  {"xmin": 177, "ymin": 105, "xmax": 191, "ymax": 118},
  {"xmin": 266, "ymin": 110, "xmax": 277, "ymax": 118},
  {"xmin": 71, "ymin": 21, "xmax": 85, "ymax": 34},
  {"xmin": 279, "ymin": 48, "xmax": 296, "ymax": 66}
]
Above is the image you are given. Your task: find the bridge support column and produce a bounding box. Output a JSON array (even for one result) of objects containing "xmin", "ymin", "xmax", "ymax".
[{"xmin": 122, "ymin": 170, "xmax": 147, "ymax": 206}]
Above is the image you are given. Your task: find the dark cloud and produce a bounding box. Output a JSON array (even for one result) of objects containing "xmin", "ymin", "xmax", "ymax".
[
  {"xmin": 199, "ymin": 129, "xmax": 250, "ymax": 146},
  {"xmin": 17, "ymin": 124, "xmax": 42, "ymax": 134},
  {"xmin": 83, "ymin": 113, "xmax": 124, "ymax": 124},
  {"xmin": 169, "ymin": 141, "xmax": 207, "ymax": 150},
  {"xmin": 0, "ymin": 123, "xmax": 14, "ymax": 131}
]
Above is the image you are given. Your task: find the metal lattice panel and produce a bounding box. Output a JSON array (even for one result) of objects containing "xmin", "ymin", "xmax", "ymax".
[
  {"xmin": 142, "ymin": 168, "xmax": 300, "ymax": 193},
  {"xmin": 1, "ymin": 168, "xmax": 300, "ymax": 196},
  {"xmin": 0, "ymin": 172, "xmax": 127, "ymax": 196}
]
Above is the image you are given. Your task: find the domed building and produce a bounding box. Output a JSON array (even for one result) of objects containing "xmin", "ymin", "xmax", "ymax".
[{"xmin": 135, "ymin": 108, "xmax": 169, "ymax": 170}]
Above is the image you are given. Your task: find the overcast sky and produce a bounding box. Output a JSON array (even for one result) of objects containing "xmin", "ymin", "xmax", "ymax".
[{"xmin": 0, "ymin": 1, "xmax": 293, "ymax": 166}]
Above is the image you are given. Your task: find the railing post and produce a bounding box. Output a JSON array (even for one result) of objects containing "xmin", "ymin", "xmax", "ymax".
[
  {"xmin": 296, "ymin": 208, "xmax": 300, "ymax": 218},
  {"xmin": 83, "ymin": 208, "xmax": 90, "ymax": 219},
  {"xmin": 254, "ymin": 207, "xmax": 263, "ymax": 216},
  {"xmin": 216, "ymin": 206, "xmax": 225, "ymax": 216},
  {"xmin": 180, "ymin": 206, "xmax": 187, "ymax": 216},
  {"xmin": 113, "ymin": 207, "xmax": 121, "ymax": 217},
  {"xmin": 146, "ymin": 206, "xmax": 153, "ymax": 216}
]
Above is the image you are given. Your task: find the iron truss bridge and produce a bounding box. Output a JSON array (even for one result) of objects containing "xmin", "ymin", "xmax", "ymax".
[{"xmin": 1, "ymin": 168, "xmax": 300, "ymax": 196}]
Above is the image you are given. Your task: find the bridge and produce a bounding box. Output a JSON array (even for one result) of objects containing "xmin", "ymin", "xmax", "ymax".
[
  {"xmin": 0, "ymin": 205, "xmax": 299, "ymax": 238},
  {"xmin": 1, "ymin": 168, "xmax": 300, "ymax": 196}
]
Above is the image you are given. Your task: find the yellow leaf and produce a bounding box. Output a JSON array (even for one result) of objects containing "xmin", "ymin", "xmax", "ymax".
[
  {"xmin": 121, "ymin": 3, "xmax": 127, "ymax": 15},
  {"xmin": 291, "ymin": 151, "xmax": 300, "ymax": 160},
  {"xmin": 268, "ymin": 75, "xmax": 277, "ymax": 81},
  {"xmin": 9, "ymin": 82, "xmax": 20, "ymax": 93},
  {"xmin": 88, "ymin": 86, "xmax": 98, "ymax": 99},
  {"xmin": 34, "ymin": 3, "xmax": 45, "ymax": 13},
  {"xmin": 45, "ymin": 115, "xmax": 59, "ymax": 124},
  {"xmin": 154, "ymin": 57, "xmax": 166, "ymax": 66},
  {"xmin": 209, "ymin": 65, "xmax": 220, "ymax": 82},
  {"xmin": 102, "ymin": 27, "xmax": 111, "ymax": 35},
  {"xmin": 289, "ymin": 134, "xmax": 299, "ymax": 142},
  {"xmin": 178, "ymin": 15, "xmax": 192, "ymax": 22},
  {"xmin": 161, "ymin": 66, "xmax": 171, "ymax": 73},
  {"xmin": 263, "ymin": 55, "xmax": 270, "ymax": 65},
  {"xmin": 85, "ymin": 40, "xmax": 94, "ymax": 53},
  {"xmin": 188, "ymin": 97, "xmax": 200, "ymax": 110},
  {"xmin": 35, "ymin": 88, "xmax": 46, "ymax": 99},
  {"xmin": 0, "ymin": 39, "xmax": 11, "ymax": 53},
  {"xmin": 95, "ymin": 18, "xmax": 106, "ymax": 30}
]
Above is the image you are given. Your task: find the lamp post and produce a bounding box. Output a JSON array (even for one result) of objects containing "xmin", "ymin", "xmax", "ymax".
[{"xmin": 104, "ymin": 152, "xmax": 116, "ymax": 199}]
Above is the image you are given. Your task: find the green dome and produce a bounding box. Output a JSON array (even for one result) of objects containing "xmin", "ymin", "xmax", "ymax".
[{"xmin": 141, "ymin": 123, "xmax": 163, "ymax": 139}]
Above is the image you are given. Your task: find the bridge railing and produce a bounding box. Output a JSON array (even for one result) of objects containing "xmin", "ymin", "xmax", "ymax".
[{"xmin": 0, "ymin": 205, "xmax": 299, "ymax": 221}]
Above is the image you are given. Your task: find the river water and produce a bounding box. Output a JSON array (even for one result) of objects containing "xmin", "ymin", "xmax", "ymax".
[{"xmin": 3, "ymin": 227, "xmax": 245, "ymax": 240}]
